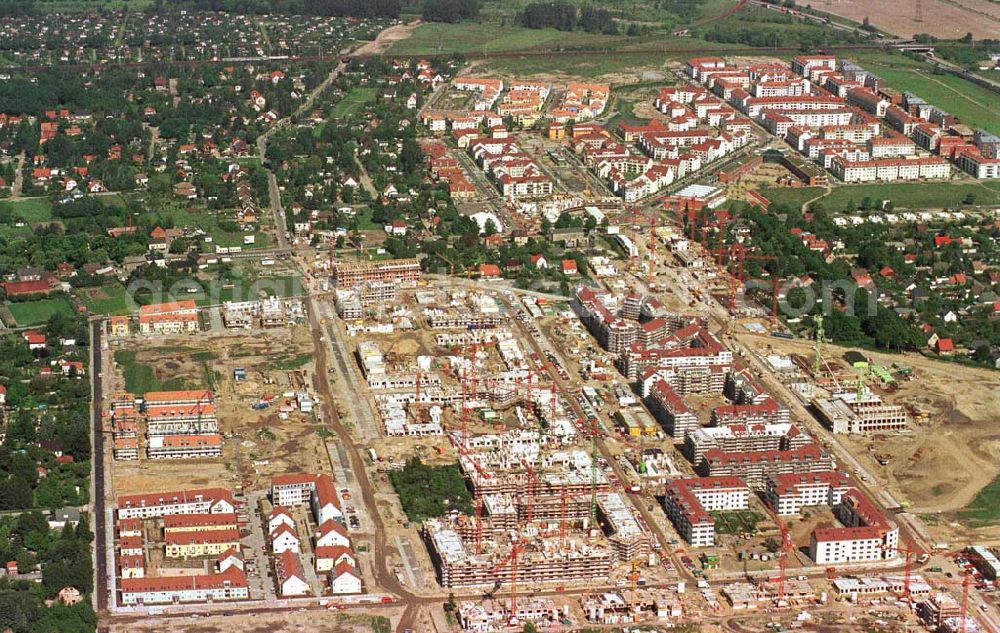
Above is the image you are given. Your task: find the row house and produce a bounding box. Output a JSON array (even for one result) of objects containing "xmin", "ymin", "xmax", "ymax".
[
  {"xmin": 137, "ymin": 300, "xmax": 199, "ymax": 335},
  {"xmin": 165, "ymin": 528, "xmax": 242, "ymax": 558},
  {"xmin": 119, "ymin": 567, "xmax": 249, "ymax": 605},
  {"xmin": 147, "ymin": 433, "xmax": 222, "ymax": 459},
  {"xmin": 117, "ymin": 487, "xmax": 236, "ymax": 520}
]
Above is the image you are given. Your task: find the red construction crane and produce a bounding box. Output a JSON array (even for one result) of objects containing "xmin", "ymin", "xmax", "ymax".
[
  {"xmin": 727, "ymin": 242, "xmax": 779, "ymax": 324},
  {"xmin": 762, "ymin": 503, "xmax": 792, "ymax": 606},
  {"xmin": 934, "ymin": 570, "xmax": 976, "ymax": 633},
  {"xmin": 882, "ymin": 537, "xmax": 923, "ymax": 606},
  {"xmin": 520, "ymin": 458, "xmax": 538, "ymax": 526},
  {"xmin": 559, "ymin": 486, "xmax": 569, "ymax": 551},
  {"xmin": 459, "ymin": 448, "xmax": 491, "ymax": 555},
  {"xmin": 490, "ymin": 540, "xmax": 525, "ymax": 624},
  {"xmin": 647, "ymin": 211, "xmax": 658, "ymax": 287}
]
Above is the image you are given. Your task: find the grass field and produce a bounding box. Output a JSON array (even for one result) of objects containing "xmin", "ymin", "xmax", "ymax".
[
  {"xmin": 330, "ymin": 87, "xmax": 378, "ymax": 118},
  {"xmin": 389, "ymin": 22, "xmax": 625, "ymax": 56},
  {"xmin": 6, "ymin": 296, "xmax": 76, "ymax": 326},
  {"xmin": 845, "ymin": 52, "xmax": 1000, "ymax": 135},
  {"xmin": 138, "ymin": 201, "xmax": 271, "ymax": 249},
  {"xmin": 0, "ymin": 197, "xmax": 53, "ymax": 223},
  {"xmin": 113, "ymin": 349, "xmax": 191, "ymax": 394},
  {"xmin": 958, "ymin": 474, "xmax": 1000, "ymax": 527},
  {"xmin": 351, "ymin": 207, "xmax": 382, "ymax": 231},
  {"xmin": 79, "ymin": 283, "xmax": 137, "ymax": 315},
  {"xmin": 759, "ymin": 181, "xmax": 1000, "ymax": 211},
  {"xmin": 188, "ymin": 274, "xmax": 306, "ymax": 306}
]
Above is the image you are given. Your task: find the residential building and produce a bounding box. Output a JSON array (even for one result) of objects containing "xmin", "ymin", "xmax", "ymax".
[
  {"xmin": 664, "ymin": 476, "xmax": 750, "ymax": 547},
  {"xmin": 138, "ymin": 301, "xmax": 199, "ymax": 335},
  {"xmin": 116, "ymin": 487, "xmax": 235, "ymax": 520},
  {"xmin": 119, "ymin": 567, "xmax": 249, "ymax": 605}
]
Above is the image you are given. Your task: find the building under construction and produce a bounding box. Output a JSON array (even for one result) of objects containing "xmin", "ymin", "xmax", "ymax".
[
  {"xmin": 700, "ymin": 443, "xmax": 834, "ymax": 490},
  {"xmin": 331, "ymin": 258, "xmax": 420, "ymax": 289},
  {"xmin": 812, "ymin": 391, "xmax": 909, "ymax": 434},
  {"xmin": 424, "ymin": 518, "xmax": 614, "ymax": 588}
]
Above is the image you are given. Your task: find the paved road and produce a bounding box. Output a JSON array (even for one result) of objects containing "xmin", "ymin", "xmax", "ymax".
[
  {"xmin": 91, "ymin": 321, "xmax": 110, "ymax": 617},
  {"xmin": 259, "ymin": 58, "xmax": 349, "ymax": 252}
]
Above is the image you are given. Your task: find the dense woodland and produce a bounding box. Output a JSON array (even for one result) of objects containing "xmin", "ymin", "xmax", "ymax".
[
  {"xmin": 518, "ymin": 2, "xmax": 618, "ymax": 34},
  {"xmin": 389, "ymin": 458, "xmax": 473, "ymax": 522},
  {"xmin": 422, "ymin": 0, "xmax": 479, "ymax": 23}
]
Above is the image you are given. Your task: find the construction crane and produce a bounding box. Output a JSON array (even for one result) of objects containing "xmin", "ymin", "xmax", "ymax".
[
  {"xmin": 490, "ymin": 540, "xmax": 525, "ymax": 625},
  {"xmin": 813, "ymin": 315, "xmax": 825, "ymax": 378},
  {"xmin": 520, "ymin": 458, "xmax": 538, "ymax": 527},
  {"xmin": 588, "ymin": 415, "xmax": 600, "ymax": 532},
  {"xmin": 458, "ymin": 447, "xmax": 491, "ymax": 555},
  {"xmin": 762, "ymin": 502, "xmax": 792, "ymax": 606},
  {"xmin": 882, "ymin": 537, "xmax": 923, "ymax": 606},
  {"xmin": 934, "ymin": 570, "xmax": 976, "ymax": 633},
  {"xmin": 727, "ymin": 243, "xmax": 778, "ymax": 322}
]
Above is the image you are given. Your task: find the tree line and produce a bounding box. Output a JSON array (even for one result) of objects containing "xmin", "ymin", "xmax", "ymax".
[
  {"xmin": 422, "ymin": 0, "xmax": 479, "ymax": 23},
  {"xmin": 518, "ymin": 2, "xmax": 617, "ymax": 34}
]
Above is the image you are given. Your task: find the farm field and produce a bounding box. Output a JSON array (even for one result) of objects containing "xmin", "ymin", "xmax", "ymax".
[
  {"xmin": 817, "ymin": 0, "xmax": 1000, "ymax": 39},
  {"xmin": 759, "ymin": 181, "xmax": 1000, "ymax": 211},
  {"xmin": 5, "ymin": 296, "xmax": 76, "ymax": 326},
  {"xmin": 845, "ymin": 52, "xmax": 1000, "ymax": 135}
]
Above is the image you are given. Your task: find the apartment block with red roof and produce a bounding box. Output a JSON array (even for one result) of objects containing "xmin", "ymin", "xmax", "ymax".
[
  {"xmin": 119, "ymin": 566, "xmax": 249, "ymax": 605},
  {"xmin": 116, "ymin": 487, "xmax": 236, "ymax": 520},
  {"xmin": 809, "ymin": 489, "xmax": 899, "ymax": 564},
  {"xmin": 138, "ymin": 301, "xmax": 200, "ymax": 335},
  {"xmin": 664, "ymin": 476, "xmax": 750, "ymax": 547}
]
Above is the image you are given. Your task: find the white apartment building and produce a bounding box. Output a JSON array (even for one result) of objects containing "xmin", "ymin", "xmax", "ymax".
[
  {"xmin": 830, "ymin": 156, "xmax": 951, "ymax": 183},
  {"xmin": 956, "ymin": 150, "xmax": 1000, "ymax": 179},
  {"xmin": 810, "ymin": 526, "xmax": 885, "ymax": 564},
  {"xmin": 764, "ymin": 471, "xmax": 851, "ymax": 515},
  {"xmin": 664, "ymin": 477, "xmax": 750, "ymax": 547},
  {"xmin": 117, "ymin": 488, "xmax": 235, "ymax": 520}
]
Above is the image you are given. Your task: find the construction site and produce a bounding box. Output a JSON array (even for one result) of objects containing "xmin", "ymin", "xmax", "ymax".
[{"xmin": 104, "ymin": 325, "xmax": 327, "ymax": 496}]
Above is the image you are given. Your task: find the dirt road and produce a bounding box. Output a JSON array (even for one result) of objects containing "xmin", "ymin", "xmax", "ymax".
[
  {"xmin": 747, "ymin": 333, "xmax": 1000, "ymax": 519},
  {"xmin": 353, "ymin": 21, "xmax": 420, "ymax": 57}
]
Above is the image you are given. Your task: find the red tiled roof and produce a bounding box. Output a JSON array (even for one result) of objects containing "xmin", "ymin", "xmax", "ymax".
[
  {"xmin": 120, "ymin": 567, "xmax": 247, "ymax": 593},
  {"xmin": 163, "ymin": 512, "xmax": 237, "ymax": 530},
  {"xmin": 165, "ymin": 527, "xmax": 241, "ymax": 546}
]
